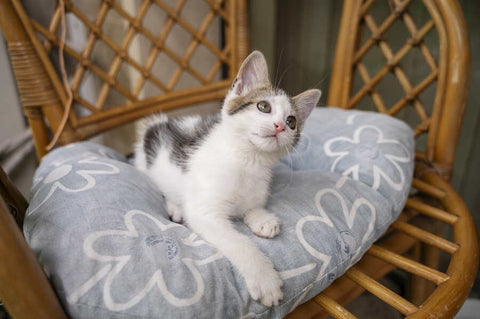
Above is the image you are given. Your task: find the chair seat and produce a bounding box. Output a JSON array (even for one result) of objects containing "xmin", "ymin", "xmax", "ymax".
[{"xmin": 24, "ymin": 107, "xmax": 416, "ymax": 318}]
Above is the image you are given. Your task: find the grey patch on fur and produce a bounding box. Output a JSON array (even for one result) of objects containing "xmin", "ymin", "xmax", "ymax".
[
  {"xmin": 144, "ymin": 123, "xmax": 164, "ymax": 167},
  {"xmin": 288, "ymin": 96, "xmax": 305, "ymax": 147},
  {"xmin": 224, "ymin": 85, "xmax": 277, "ymax": 116},
  {"xmin": 143, "ymin": 114, "xmax": 220, "ymax": 170},
  {"xmin": 292, "ymin": 131, "xmax": 301, "ymax": 147},
  {"xmin": 228, "ymin": 102, "xmax": 253, "ymax": 116}
]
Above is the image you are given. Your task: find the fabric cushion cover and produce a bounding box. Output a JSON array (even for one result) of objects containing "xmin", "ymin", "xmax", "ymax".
[{"xmin": 24, "ymin": 107, "xmax": 414, "ymax": 318}]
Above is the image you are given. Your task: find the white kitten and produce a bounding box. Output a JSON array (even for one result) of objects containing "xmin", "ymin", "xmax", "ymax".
[{"xmin": 135, "ymin": 51, "xmax": 321, "ymax": 306}]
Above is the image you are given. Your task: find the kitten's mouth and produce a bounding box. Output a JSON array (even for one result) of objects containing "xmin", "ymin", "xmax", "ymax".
[
  {"xmin": 251, "ymin": 133, "xmax": 285, "ymax": 152},
  {"xmin": 253, "ymin": 133, "xmax": 278, "ymax": 141}
]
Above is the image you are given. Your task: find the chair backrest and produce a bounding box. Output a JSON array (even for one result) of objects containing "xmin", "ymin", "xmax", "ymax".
[
  {"xmin": 0, "ymin": 0, "xmax": 248, "ymax": 159},
  {"xmin": 328, "ymin": 0, "xmax": 470, "ymax": 180}
]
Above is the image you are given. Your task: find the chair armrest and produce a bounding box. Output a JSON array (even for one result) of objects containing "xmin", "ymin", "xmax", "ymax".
[
  {"xmin": 0, "ymin": 196, "xmax": 67, "ymax": 319},
  {"xmin": 0, "ymin": 166, "xmax": 28, "ymax": 227}
]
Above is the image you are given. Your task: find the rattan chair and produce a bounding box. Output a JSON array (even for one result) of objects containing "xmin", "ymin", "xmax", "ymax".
[{"xmin": 0, "ymin": 0, "xmax": 477, "ymax": 318}]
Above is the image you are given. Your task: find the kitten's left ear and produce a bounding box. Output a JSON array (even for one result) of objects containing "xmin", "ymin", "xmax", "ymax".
[
  {"xmin": 292, "ymin": 89, "xmax": 322, "ymax": 128},
  {"xmin": 231, "ymin": 51, "xmax": 269, "ymax": 96}
]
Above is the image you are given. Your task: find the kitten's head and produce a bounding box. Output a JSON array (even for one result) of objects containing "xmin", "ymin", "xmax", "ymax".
[{"xmin": 222, "ymin": 51, "xmax": 321, "ymax": 153}]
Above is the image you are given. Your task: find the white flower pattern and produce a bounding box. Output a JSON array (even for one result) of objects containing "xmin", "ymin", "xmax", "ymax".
[
  {"xmin": 68, "ymin": 210, "xmax": 224, "ymax": 310},
  {"xmin": 324, "ymin": 125, "xmax": 410, "ymax": 191},
  {"xmin": 29, "ymin": 154, "xmax": 120, "ymax": 214},
  {"xmin": 296, "ymin": 176, "xmax": 376, "ymax": 282}
]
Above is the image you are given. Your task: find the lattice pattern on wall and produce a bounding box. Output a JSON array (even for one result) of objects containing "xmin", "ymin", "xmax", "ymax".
[
  {"xmin": 349, "ymin": 0, "xmax": 441, "ymax": 138},
  {"xmin": 27, "ymin": 0, "xmax": 232, "ymax": 123}
]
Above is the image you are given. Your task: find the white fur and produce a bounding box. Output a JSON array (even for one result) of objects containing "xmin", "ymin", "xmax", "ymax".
[
  {"xmin": 135, "ymin": 51, "xmax": 321, "ymax": 307},
  {"xmin": 182, "ymin": 117, "xmax": 286, "ymax": 306},
  {"xmin": 135, "ymin": 106, "xmax": 290, "ymax": 306}
]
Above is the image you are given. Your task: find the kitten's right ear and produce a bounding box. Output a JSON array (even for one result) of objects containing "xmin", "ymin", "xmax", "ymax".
[
  {"xmin": 231, "ymin": 51, "xmax": 269, "ymax": 96},
  {"xmin": 292, "ymin": 89, "xmax": 322, "ymax": 130}
]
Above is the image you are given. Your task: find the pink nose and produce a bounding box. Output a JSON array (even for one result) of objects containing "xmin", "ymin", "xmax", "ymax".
[{"xmin": 274, "ymin": 122, "xmax": 285, "ymax": 135}]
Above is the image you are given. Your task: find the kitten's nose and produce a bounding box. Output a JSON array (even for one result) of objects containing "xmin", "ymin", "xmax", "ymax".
[{"xmin": 274, "ymin": 122, "xmax": 285, "ymax": 135}]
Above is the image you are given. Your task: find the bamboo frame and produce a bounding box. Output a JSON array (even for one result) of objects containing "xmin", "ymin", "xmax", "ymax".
[
  {"xmin": 327, "ymin": 0, "xmax": 470, "ymax": 180},
  {"xmin": 0, "ymin": 168, "xmax": 66, "ymax": 318},
  {"xmin": 0, "ymin": 0, "xmax": 477, "ymax": 318},
  {"xmin": 1, "ymin": 0, "xmax": 247, "ymax": 158}
]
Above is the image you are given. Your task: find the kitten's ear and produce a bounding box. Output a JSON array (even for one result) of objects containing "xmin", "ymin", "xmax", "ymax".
[
  {"xmin": 231, "ymin": 51, "xmax": 269, "ymax": 96},
  {"xmin": 292, "ymin": 89, "xmax": 322, "ymax": 128}
]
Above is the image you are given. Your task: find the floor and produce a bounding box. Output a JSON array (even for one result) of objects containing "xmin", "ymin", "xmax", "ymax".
[
  {"xmin": 345, "ymin": 292, "xmax": 402, "ymax": 319},
  {"xmin": 343, "ymin": 276, "xmax": 403, "ymax": 319}
]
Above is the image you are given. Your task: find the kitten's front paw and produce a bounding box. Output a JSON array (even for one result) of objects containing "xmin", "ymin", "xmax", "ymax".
[
  {"xmin": 245, "ymin": 267, "xmax": 283, "ymax": 307},
  {"xmin": 244, "ymin": 209, "xmax": 280, "ymax": 238},
  {"xmin": 166, "ymin": 200, "xmax": 183, "ymax": 223}
]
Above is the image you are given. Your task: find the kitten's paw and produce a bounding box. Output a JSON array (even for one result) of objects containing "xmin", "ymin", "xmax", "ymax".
[
  {"xmin": 245, "ymin": 267, "xmax": 283, "ymax": 307},
  {"xmin": 166, "ymin": 200, "xmax": 183, "ymax": 223},
  {"xmin": 244, "ymin": 209, "xmax": 280, "ymax": 238}
]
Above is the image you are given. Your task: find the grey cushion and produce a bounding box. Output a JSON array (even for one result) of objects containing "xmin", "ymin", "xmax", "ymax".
[{"xmin": 25, "ymin": 107, "xmax": 414, "ymax": 318}]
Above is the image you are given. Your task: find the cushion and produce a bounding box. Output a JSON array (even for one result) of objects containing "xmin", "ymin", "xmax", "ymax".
[{"xmin": 25, "ymin": 107, "xmax": 414, "ymax": 318}]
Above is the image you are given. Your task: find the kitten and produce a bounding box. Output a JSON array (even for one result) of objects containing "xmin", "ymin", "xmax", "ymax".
[{"xmin": 134, "ymin": 51, "xmax": 321, "ymax": 306}]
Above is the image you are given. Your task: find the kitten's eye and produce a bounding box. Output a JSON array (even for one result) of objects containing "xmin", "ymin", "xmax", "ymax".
[
  {"xmin": 286, "ymin": 116, "xmax": 296, "ymax": 129},
  {"xmin": 257, "ymin": 101, "xmax": 271, "ymax": 113}
]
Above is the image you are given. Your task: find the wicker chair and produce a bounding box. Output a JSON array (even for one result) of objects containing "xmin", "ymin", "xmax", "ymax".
[{"xmin": 0, "ymin": 0, "xmax": 477, "ymax": 318}]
